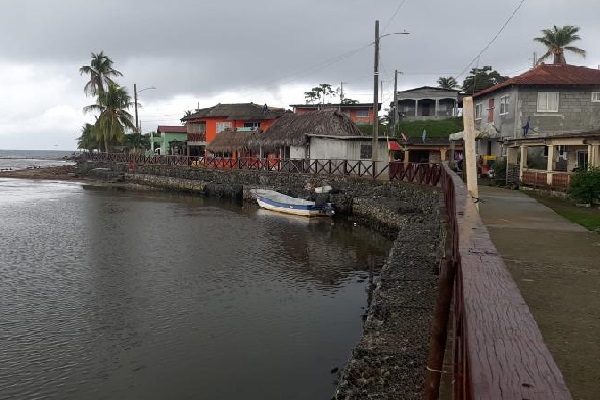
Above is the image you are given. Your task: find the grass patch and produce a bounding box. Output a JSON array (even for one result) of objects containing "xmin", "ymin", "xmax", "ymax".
[
  {"xmin": 525, "ymin": 191, "xmax": 600, "ymax": 232},
  {"xmin": 357, "ymin": 117, "xmax": 463, "ymax": 139}
]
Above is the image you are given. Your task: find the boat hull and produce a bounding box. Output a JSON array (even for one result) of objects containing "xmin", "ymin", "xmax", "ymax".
[{"xmin": 256, "ymin": 197, "xmax": 325, "ymax": 217}]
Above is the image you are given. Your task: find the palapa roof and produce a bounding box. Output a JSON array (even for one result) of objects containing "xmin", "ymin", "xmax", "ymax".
[
  {"xmin": 474, "ymin": 63, "xmax": 600, "ymax": 98},
  {"xmin": 206, "ymin": 129, "xmax": 256, "ymax": 152},
  {"xmin": 182, "ymin": 102, "xmax": 286, "ymax": 121},
  {"xmin": 248, "ymin": 109, "xmax": 365, "ymax": 151}
]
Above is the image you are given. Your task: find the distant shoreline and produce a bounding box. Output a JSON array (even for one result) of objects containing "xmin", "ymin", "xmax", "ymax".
[{"xmin": 0, "ymin": 165, "xmax": 87, "ymax": 181}]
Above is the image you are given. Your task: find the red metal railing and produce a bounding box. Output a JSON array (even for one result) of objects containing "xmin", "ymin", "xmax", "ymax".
[{"xmin": 82, "ymin": 153, "xmax": 442, "ymax": 184}]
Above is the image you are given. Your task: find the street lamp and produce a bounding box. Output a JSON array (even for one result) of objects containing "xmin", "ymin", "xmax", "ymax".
[
  {"xmin": 134, "ymin": 83, "xmax": 156, "ymax": 136},
  {"xmin": 372, "ymin": 20, "xmax": 409, "ymax": 166}
]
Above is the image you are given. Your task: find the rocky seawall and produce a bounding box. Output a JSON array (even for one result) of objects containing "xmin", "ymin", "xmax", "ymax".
[{"xmin": 85, "ymin": 162, "xmax": 443, "ymax": 399}]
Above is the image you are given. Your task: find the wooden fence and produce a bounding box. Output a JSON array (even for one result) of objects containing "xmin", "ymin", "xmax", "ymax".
[{"xmin": 83, "ymin": 152, "xmax": 571, "ymax": 399}]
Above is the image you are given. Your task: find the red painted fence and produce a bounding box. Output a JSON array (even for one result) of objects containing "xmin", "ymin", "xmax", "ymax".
[{"xmin": 82, "ymin": 153, "xmax": 443, "ymax": 185}]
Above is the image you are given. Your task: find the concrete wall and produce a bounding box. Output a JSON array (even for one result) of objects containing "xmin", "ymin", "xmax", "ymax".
[
  {"xmin": 309, "ymin": 137, "xmax": 388, "ymax": 161},
  {"xmin": 518, "ymin": 86, "xmax": 600, "ymax": 135},
  {"xmin": 475, "ymin": 85, "xmax": 600, "ymax": 139},
  {"xmin": 474, "ymin": 87, "xmax": 518, "ymax": 139}
]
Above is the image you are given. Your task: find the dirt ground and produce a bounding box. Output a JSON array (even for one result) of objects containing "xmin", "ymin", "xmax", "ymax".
[
  {"xmin": 478, "ymin": 185, "xmax": 600, "ymax": 400},
  {"xmin": 0, "ymin": 165, "xmax": 86, "ymax": 181}
]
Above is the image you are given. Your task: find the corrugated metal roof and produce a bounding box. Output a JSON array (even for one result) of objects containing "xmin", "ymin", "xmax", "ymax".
[{"xmin": 474, "ymin": 63, "xmax": 600, "ymax": 98}]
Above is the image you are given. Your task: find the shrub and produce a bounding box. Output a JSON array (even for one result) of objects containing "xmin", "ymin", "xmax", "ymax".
[
  {"xmin": 492, "ymin": 159, "xmax": 507, "ymax": 184},
  {"xmin": 569, "ymin": 167, "xmax": 600, "ymax": 204}
]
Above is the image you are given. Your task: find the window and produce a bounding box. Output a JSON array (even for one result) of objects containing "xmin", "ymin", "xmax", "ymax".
[
  {"xmin": 216, "ymin": 121, "xmax": 233, "ymax": 132},
  {"xmin": 360, "ymin": 144, "xmax": 372, "ymax": 159},
  {"xmin": 592, "ymin": 92, "xmax": 600, "ymax": 102},
  {"xmin": 577, "ymin": 150, "xmax": 588, "ymax": 170},
  {"xmin": 537, "ymin": 92, "xmax": 559, "ymax": 112},
  {"xmin": 475, "ymin": 103, "xmax": 482, "ymax": 120},
  {"xmin": 355, "ymin": 109, "xmax": 369, "ymax": 118},
  {"xmin": 499, "ymin": 95, "xmax": 509, "ymax": 115},
  {"xmin": 244, "ymin": 122, "xmax": 260, "ymax": 129}
]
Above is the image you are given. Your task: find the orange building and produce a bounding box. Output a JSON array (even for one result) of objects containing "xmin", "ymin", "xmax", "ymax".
[
  {"xmin": 290, "ymin": 103, "xmax": 380, "ymax": 125},
  {"xmin": 181, "ymin": 103, "xmax": 287, "ymax": 156}
]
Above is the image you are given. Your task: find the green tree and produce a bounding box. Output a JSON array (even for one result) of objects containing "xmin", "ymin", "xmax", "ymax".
[
  {"xmin": 462, "ymin": 66, "xmax": 509, "ymax": 95},
  {"xmin": 437, "ymin": 76, "xmax": 458, "ymax": 90},
  {"xmin": 76, "ymin": 122, "xmax": 101, "ymax": 151},
  {"xmin": 79, "ymin": 51, "xmax": 123, "ymax": 97},
  {"xmin": 534, "ymin": 25, "xmax": 586, "ymax": 65},
  {"xmin": 84, "ymin": 83, "xmax": 135, "ymax": 152},
  {"xmin": 304, "ymin": 83, "xmax": 337, "ymax": 105},
  {"xmin": 341, "ymin": 98, "xmax": 359, "ymax": 104},
  {"xmin": 123, "ymin": 132, "xmax": 151, "ymax": 151},
  {"xmin": 304, "ymin": 90, "xmax": 318, "ymax": 104}
]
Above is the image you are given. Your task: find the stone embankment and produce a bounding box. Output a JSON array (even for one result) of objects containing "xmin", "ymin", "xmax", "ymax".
[{"xmin": 87, "ymin": 162, "xmax": 442, "ymax": 399}]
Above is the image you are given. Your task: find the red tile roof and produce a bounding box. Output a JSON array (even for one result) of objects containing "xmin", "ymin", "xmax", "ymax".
[
  {"xmin": 157, "ymin": 125, "xmax": 187, "ymax": 134},
  {"xmin": 474, "ymin": 63, "xmax": 600, "ymax": 98}
]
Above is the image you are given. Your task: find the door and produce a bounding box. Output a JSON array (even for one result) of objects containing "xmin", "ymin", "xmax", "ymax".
[{"xmin": 488, "ymin": 99, "xmax": 495, "ymax": 123}]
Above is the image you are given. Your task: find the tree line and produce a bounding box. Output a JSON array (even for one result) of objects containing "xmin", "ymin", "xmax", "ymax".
[{"xmin": 77, "ymin": 51, "xmax": 144, "ymax": 152}]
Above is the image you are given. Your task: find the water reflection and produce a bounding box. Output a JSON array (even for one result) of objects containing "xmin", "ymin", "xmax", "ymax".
[{"xmin": 0, "ymin": 181, "xmax": 392, "ymax": 400}]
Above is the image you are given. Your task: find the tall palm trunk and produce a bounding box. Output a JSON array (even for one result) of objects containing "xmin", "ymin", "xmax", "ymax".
[{"xmin": 104, "ymin": 131, "xmax": 109, "ymax": 153}]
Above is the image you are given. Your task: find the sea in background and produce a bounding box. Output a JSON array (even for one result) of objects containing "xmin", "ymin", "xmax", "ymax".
[
  {"xmin": 0, "ymin": 149, "xmax": 80, "ymax": 170},
  {"xmin": 0, "ymin": 165, "xmax": 393, "ymax": 399}
]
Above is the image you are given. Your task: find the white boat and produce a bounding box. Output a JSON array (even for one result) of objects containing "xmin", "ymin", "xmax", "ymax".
[{"xmin": 252, "ymin": 189, "xmax": 334, "ymax": 217}]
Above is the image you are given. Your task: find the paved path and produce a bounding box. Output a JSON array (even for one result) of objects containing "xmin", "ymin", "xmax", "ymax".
[{"xmin": 478, "ymin": 186, "xmax": 600, "ymax": 400}]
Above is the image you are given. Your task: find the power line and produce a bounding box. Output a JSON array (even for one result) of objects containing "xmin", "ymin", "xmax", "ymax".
[
  {"xmin": 382, "ymin": 0, "xmax": 410, "ymax": 33},
  {"xmin": 455, "ymin": 0, "xmax": 527, "ymax": 81}
]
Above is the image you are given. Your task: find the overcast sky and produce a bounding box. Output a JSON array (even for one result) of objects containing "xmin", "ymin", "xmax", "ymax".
[{"xmin": 1, "ymin": 0, "xmax": 599, "ymax": 150}]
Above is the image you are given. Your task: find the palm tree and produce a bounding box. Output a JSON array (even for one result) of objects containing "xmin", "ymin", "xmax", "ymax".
[
  {"xmin": 437, "ymin": 76, "xmax": 458, "ymax": 90},
  {"xmin": 77, "ymin": 122, "xmax": 101, "ymax": 151},
  {"xmin": 79, "ymin": 51, "xmax": 123, "ymax": 97},
  {"xmin": 534, "ymin": 25, "xmax": 586, "ymax": 65},
  {"xmin": 84, "ymin": 83, "xmax": 135, "ymax": 152}
]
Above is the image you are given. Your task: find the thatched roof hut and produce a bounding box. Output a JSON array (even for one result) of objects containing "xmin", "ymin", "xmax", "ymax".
[
  {"xmin": 206, "ymin": 129, "xmax": 256, "ymax": 153},
  {"xmin": 248, "ymin": 109, "xmax": 365, "ymax": 151}
]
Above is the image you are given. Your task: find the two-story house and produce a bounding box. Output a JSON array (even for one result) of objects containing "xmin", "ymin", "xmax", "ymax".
[
  {"xmin": 181, "ymin": 102, "xmax": 287, "ymax": 157},
  {"xmin": 473, "ymin": 63, "xmax": 600, "ymax": 188},
  {"xmin": 289, "ymin": 103, "xmax": 380, "ymax": 125},
  {"xmin": 393, "ymin": 86, "xmax": 462, "ymax": 120}
]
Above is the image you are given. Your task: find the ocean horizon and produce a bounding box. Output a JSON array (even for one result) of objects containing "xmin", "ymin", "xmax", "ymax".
[{"xmin": 0, "ymin": 149, "xmax": 79, "ymax": 170}]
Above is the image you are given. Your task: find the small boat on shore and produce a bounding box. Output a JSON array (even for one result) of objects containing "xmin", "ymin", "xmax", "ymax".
[{"xmin": 253, "ymin": 189, "xmax": 334, "ymax": 217}]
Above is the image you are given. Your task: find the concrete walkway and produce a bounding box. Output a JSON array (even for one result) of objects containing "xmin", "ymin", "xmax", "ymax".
[{"xmin": 478, "ymin": 186, "xmax": 600, "ymax": 400}]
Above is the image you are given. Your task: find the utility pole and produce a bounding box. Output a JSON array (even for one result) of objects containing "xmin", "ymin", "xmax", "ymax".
[
  {"xmin": 372, "ymin": 20, "xmax": 380, "ymax": 165},
  {"xmin": 339, "ymin": 81, "xmax": 346, "ymax": 111},
  {"xmin": 134, "ymin": 83, "xmax": 139, "ymax": 136},
  {"xmin": 394, "ymin": 70, "xmax": 402, "ymax": 137},
  {"xmin": 533, "ymin": 52, "xmax": 537, "ymax": 68}
]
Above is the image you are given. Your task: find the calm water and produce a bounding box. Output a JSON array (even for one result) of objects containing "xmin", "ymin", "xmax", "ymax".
[
  {"xmin": 0, "ymin": 149, "xmax": 78, "ymax": 170},
  {"xmin": 0, "ymin": 178, "xmax": 392, "ymax": 400}
]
